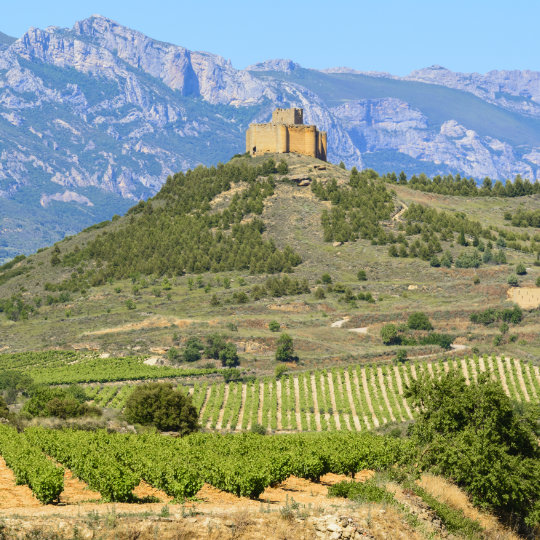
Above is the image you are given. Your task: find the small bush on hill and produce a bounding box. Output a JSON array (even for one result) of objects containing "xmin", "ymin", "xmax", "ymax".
[
  {"xmin": 268, "ymin": 320, "xmax": 281, "ymax": 332},
  {"xmin": 407, "ymin": 312, "xmax": 433, "ymax": 331},
  {"xmin": 380, "ymin": 324, "xmax": 400, "ymax": 345}
]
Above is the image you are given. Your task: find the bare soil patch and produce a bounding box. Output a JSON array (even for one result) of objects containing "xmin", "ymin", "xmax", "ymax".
[
  {"xmin": 85, "ymin": 316, "xmax": 193, "ymax": 336},
  {"xmin": 507, "ymin": 286, "xmax": 540, "ymax": 309}
]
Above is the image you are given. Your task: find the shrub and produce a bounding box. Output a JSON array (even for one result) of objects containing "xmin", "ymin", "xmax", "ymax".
[
  {"xmin": 275, "ymin": 364, "xmax": 288, "ymax": 379},
  {"xmin": 313, "ymin": 287, "xmax": 326, "ymax": 299},
  {"xmin": 276, "ymin": 333, "xmax": 295, "ymax": 362},
  {"xmin": 124, "ymin": 383, "xmax": 199, "ymax": 434},
  {"xmin": 536, "ymin": 276, "xmax": 540, "ymax": 287},
  {"xmin": 328, "ymin": 480, "xmax": 394, "ymax": 504},
  {"xmin": 183, "ymin": 344, "xmax": 201, "ymax": 363},
  {"xmin": 419, "ymin": 333, "xmax": 454, "ymax": 350},
  {"xmin": 268, "ymin": 320, "xmax": 281, "ymax": 332},
  {"xmin": 276, "ymin": 160, "xmax": 289, "ymax": 175},
  {"xmin": 357, "ymin": 269, "xmax": 367, "ymax": 281},
  {"xmin": 23, "ymin": 386, "xmax": 99, "ymax": 419},
  {"xmin": 222, "ymin": 368, "xmax": 242, "ymax": 383},
  {"xmin": 430, "ymin": 256, "xmax": 441, "ymax": 267},
  {"xmin": 516, "ymin": 263, "xmax": 527, "ymax": 275},
  {"xmin": 407, "ymin": 312, "xmax": 433, "ymax": 331},
  {"xmin": 0, "ymin": 396, "xmax": 9, "ymax": 418},
  {"xmin": 507, "ymin": 274, "xmax": 519, "ymax": 287},
  {"xmin": 395, "ymin": 349, "xmax": 408, "ymax": 363},
  {"xmin": 321, "ymin": 273, "xmax": 332, "ymax": 284},
  {"xmin": 380, "ymin": 324, "xmax": 400, "ymax": 345},
  {"xmin": 250, "ymin": 423, "xmax": 267, "ymax": 435},
  {"xmin": 219, "ymin": 343, "xmax": 240, "ymax": 368},
  {"xmin": 167, "ymin": 347, "xmax": 181, "ymax": 363}
]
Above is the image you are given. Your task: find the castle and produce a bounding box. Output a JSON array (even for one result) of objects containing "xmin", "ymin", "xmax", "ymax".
[{"xmin": 245, "ymin": 108, "xmax": 327, "ymax": 161}]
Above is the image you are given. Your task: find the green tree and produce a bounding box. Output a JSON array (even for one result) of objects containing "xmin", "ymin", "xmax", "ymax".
[
  {"xmin": 124, "ymin": 383, "xmax": 199, "ymax": 434},
  {"xmin": 357, "ymin": 269, "xmax": 367, "ymax": 281},
  {"xmin": 516, "ymin": 263, "xmax": 527, "ymax": 275},
  {"xmin": 380, "ymin": 324, "xmax": 400, "ymax": 345},
  {"xmin": 218, "ymin": 343, "xmax": 239, "ymax": 368},
  {"xmin": 0, "ymin": 396, "xmax": 9, "ymax": 418},
  {"xmin": 507, "ymin": 274, "xmax": 519, "ymax": 287},
  {"xmin": 276, "ymin": 333, "xmax": 295, "ymax": 362},
  {"xmin": 407, "ymin": 312, "xmax": 433, "ymax": 331},
  {"xmin": 405, "ymin": 371, "xmax": 539, "ymax": 529},
  {"xmin": 321, "ymin": 273, "xmax": 332, "ymax": 284}
]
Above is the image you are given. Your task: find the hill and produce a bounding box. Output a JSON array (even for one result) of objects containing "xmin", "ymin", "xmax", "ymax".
[
  {"xmin": 1, "ymin": 153, "xmax": 538, "ymax": 363},
  {"xmin": 1, "ymin": 15, "xmax": 540, "ymax": 260}
]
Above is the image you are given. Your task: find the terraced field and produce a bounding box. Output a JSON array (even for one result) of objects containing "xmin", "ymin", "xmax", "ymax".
[{"xmin": 92, "ymin": 355, "xmax": 540, "ymax": 432}]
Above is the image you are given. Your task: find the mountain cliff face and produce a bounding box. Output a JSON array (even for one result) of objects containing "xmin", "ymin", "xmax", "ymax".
[{"xmin": 0, "ymin": 15, "xmax": 539, "ymax": 261}]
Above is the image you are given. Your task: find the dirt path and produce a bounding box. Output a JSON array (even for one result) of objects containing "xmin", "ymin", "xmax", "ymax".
[
  {"xmin": 285, "ymin": 378, "xmax": 293, "ymax": 430},
  {"xmin": 276, "ymin": 379, "xmax": 283, "ymax": 431},
  {"xmin": 487, "ymin": 356, "xmax": 497, "ymax": 380},
  {"xmin": 198, "ymin": 385, "xmax": 211, "ymax": 422},
  {"xmin": 319, "ymin": 374, "xmax": 332, "ymax": 427},
  {"xmin": 326, "ymin": 372, "xmax": 341, "ymax": 430},
  {"xmin": 235, "ymin": 384, "xmax": 248, "ymax": 432},
  {"xmin": 513, "ymin": 358, "xmax": 530, "ymax": 402},
  {"xmin": 504, "ymin": 357, "xmax": 521, "ymax": 401},
  {"xmin": 460, "ymin": 358, "xmax": 470, "ymax": 385},
  {"xmin": 216, "ymin": 384, "xmax": 230, "ymax": 430},
  {"xmin": 257, "ymin": 382, "xmax": 264, "ymax": 425},
  {"xmin": 377, "ymin": 367, "xmax": 396, "ymax": 422},
  {"xmin": 384, "ymin": 368, "xmax": 405, "ymax": 422},
  {"xmin": 478, "ymin": 356, "xmax": 486, "ymax": 373},
  {"xmin": 267, "ymin": 381, "xmax": 274, "ymax": 428},
  {"xmin": 60, "ymin": 469, "xmax": 101, "ymax": 504},
  {"xmin": 496, "ymin": 357, "xmax": 511, "ymax": 398},
  {"xmin": 524, "ymin": 364, "xmax": 538, "ymax": 400},
  {"xmin": 310, "ymin": 374, "xmax": 322, "ymax": 431},
  {"xmin": 426, "ymin": 362, "xmax": 434, "ymax": 377},
  {"xmin": 533, "ymin": 365, "xmax": 540, "ymax": 387},
  {"xmin": 85, "ymin": 316, "xmax": 193, "ymax": 336},
  {"xmin": 410, "ymin": 364, "xmax": 418, "ymax": 380},
  {"xmin": 293, "ymin": 376, "xmax": 303, "ymax": 431},
  {"xmin": 468, "ymin": 358, "xmax": 478, "ymax": 384},
  {"xmin": 0, "ymin": 457, "xmax": 41, "ymax": 509},
  {"xmin": 302, "ymin": 375, "xmax": 312, "ymax": 431},
  {"xmin": 330, "ymin": 317, "xmax": 350, "ymax": 328},
  {"xmin": 343, "ymin": 371, "xmax": 362, "ymax": 430},
  {"xmin": 360, "ymin": 369, "xmax": 380, "ymax": 428},
  {"xmin": 352, "ymin": 370, "xmax": 372, "ymax": 430},
  {"xmin": 391, "ymin": 201, "xmax": 409, "ymax": 223},
  {"xmin": 393, "ymin": 366, "xmax": 413, "ymax": 420}
]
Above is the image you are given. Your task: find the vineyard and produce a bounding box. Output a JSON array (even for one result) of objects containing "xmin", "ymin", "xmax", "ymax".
[
  {"xmin": 91, "ymin": 355, "xmax": 540, "ymax": 432},
  {"xmin": 2, "ymin": 428, "xmax": 406, "ymax": 503},
  {"xmin": 0, "ymin": 351, "xmax": 219, "ymax": 384}
]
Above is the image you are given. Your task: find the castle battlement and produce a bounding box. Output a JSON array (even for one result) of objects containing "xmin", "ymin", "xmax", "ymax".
[{"xmin": 246, "ymin": 108, "xmax": 327, "ymax": 161}]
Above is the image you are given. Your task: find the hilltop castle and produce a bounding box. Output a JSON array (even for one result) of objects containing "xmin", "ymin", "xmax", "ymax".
[{"xmin": 246, "ymin": 108, "xmax": 327, "ymax": 161}]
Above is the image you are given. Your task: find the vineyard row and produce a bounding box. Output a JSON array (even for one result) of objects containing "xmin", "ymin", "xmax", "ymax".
[{"xmin": 92, "ymin": 356, "xmax": 539, "ymax": 432}]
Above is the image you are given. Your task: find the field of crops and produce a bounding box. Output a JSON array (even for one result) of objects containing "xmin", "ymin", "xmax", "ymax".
[
  {"xmin": 0, "ymin": 351, "xmax": 218, "ymax": 384},
  {"xmin": 93, "ymin": 356, "xmax": 539, "ymax": 432},
  {"xmin": 0, "ymin": 426, "xmax": 407, "ymax": 503}
]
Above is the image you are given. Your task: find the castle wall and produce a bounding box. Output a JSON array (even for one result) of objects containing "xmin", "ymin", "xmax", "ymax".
[
  {"xmin": 246, "ymin": 108, "xmax": 326, "ymax": 161},
  {"xmin": 272, "ymin": 108, "xmax": 303, "ymax": 125}
]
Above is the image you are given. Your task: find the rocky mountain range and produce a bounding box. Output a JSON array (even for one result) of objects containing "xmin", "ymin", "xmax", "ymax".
[{"xmin": 1, "ymin": 15, "xmax": 539, "ymax": 261}]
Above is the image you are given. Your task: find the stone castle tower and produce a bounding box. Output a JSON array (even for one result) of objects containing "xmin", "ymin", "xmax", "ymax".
[{"xmin": 245, "ymin": 108, "xmax": 327, "ymax": 161}]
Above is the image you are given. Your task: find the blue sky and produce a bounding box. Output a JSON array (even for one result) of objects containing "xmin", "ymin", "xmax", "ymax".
[{"xmin": 2, "ymin": 0, "xmax": 539, "ymax": 75}]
